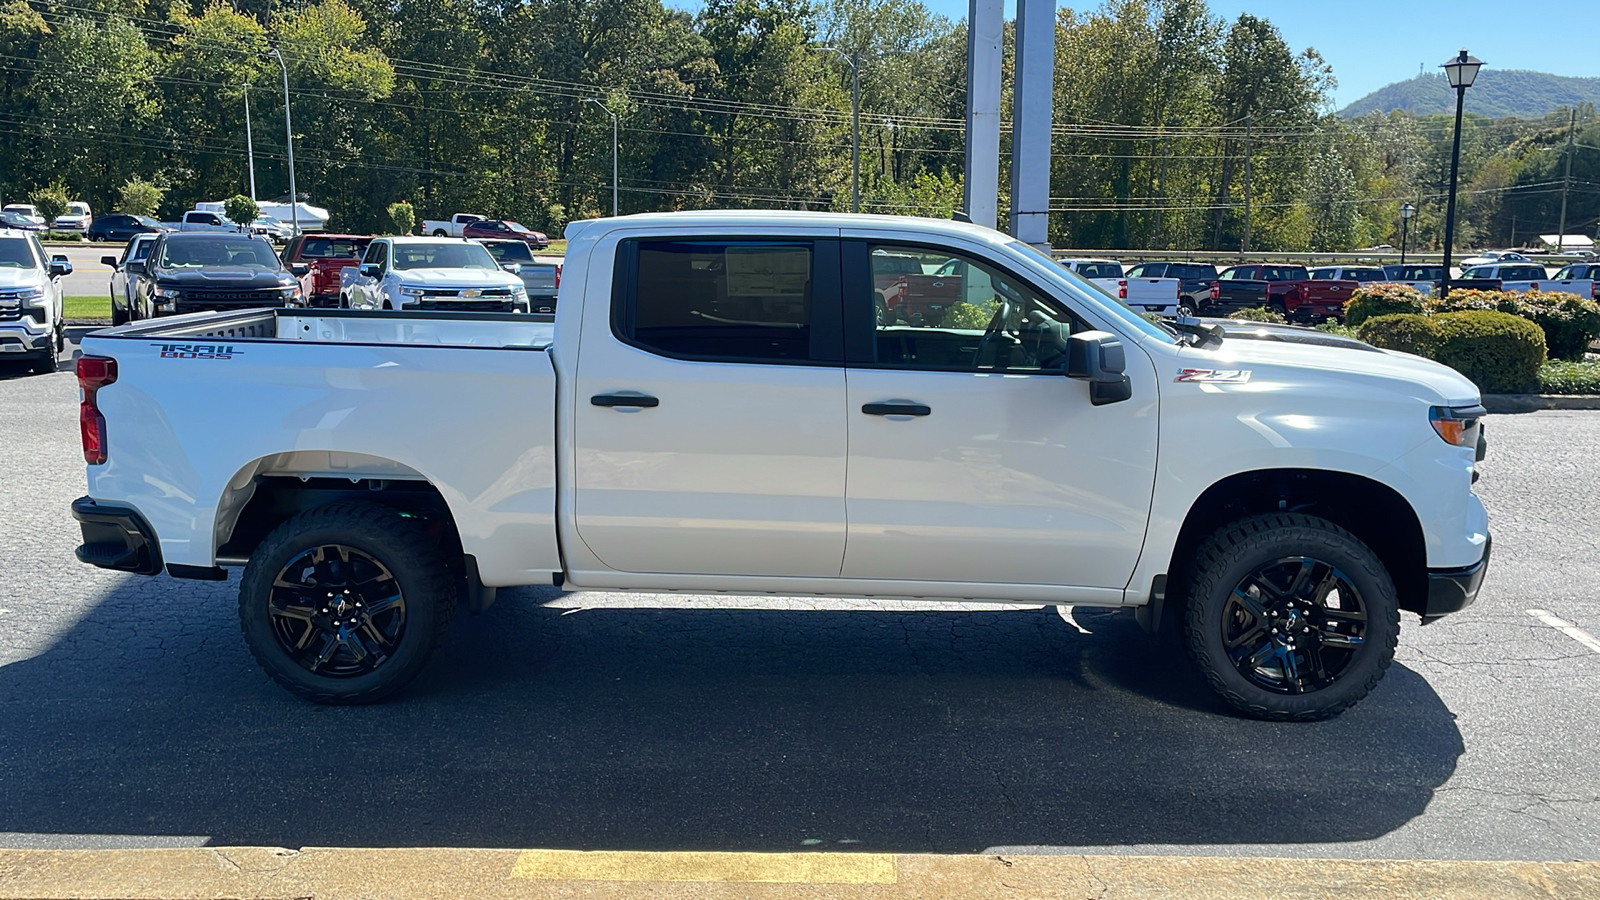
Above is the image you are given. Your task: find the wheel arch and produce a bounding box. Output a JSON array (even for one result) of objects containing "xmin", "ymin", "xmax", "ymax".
[{"xmin": 1166, "ymin": 468, "xmax": 1428, "ymax": 619}]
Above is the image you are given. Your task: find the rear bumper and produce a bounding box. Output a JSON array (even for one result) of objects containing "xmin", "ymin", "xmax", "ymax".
[
  {"xmin": 71, "ymin": 496, "xmax": 163, "ymax": 576},
  {"xmin": 1422, "ymin": 533, "xmax": 1490, "ymax": 623}
]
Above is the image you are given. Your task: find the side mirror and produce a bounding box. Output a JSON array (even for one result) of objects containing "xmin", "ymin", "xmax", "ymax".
[
  {"xmin": 1066, "ymin": 330, "xmax": 1132, "ymax": 406},
  {"xmin": 288, "ymin": 263, "xmax": 310, "ymax": 277},
  {"xmin": 502, "ymin": 262, "xmax": 522, "ymax": 274},
  {"xmin": 126, "ymin": 261, "xmax": 146, "ymax": 275},
  {"xmin": 358, "ymin": 263, "xmax": 379, "ymax": 278},
  {"xmin": 48, "ymin": 259, "xmax": 73, "ymax": 277},
  {"xmin": 102, "ymin": 255, "xmax": 120, "ymax": 268}
]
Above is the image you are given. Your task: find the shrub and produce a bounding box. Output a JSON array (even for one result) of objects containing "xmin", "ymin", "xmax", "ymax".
[
  {"xmin": 1315, "ymin": 322, "xmax": 1361, "ymax": 339},
  {"xmin": 44, "ymin": 231, "xmax": 84, "ymax": 242},
  {"xmin": 1539, "ymin": 361, "xmax": 1600, "ymax": 395},
  {"xmin": 1431, "ymin": 311, "xmax": 1546, "ymax": 394},
  {"xmin": 1345, "ymin": 283, "xmax": 1425, "ymax": 326},
  {"xmin": 223, "ymin": 194, "xmax": 259, "ymax": 229},
  {"xmin": 937, "ymin": 299, "xmax": 997, "ymax": 330},
  {"xmin": 29, "ymin": 179, "xmax": 69, "ymax": 225},
  {"xmin": 386, "ymin": 200, "xmax": 415, "ymax": 235},
  {"xmin": 1358, "ymin": 313, "xmax": 1440, "ymax": 356},
  {"xmin": 118, "ymin": 176, "xmax": 164, "ymax": 218},
  {"xmin": 1227, "ymin": 306, "xmax": 1286, "ymax": 324},
  {"xmin": 1430, "ymin": 288, "xmax": 1600, "ymax": 361}
]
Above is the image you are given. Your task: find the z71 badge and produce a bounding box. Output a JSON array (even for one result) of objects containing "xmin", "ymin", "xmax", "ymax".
[{"xmin": 1175, "ymin": 368, "xmax": 1251, "ymax": 384}]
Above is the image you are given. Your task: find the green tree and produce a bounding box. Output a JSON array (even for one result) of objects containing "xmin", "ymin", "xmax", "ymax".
[
  {"xmin": 118, "ymin": 176, "xmax": 165, "ymax": 217},
  {"xmin": 386, "ymin": 200, "xmax": 415, "ymax": 235},
  {"xmin": 1305, "ymin": 148, "xmax": 1358, "ymax": 251},
  {"xmin": 224, "ymin": 194, "xmax": 260, "ymax": 228},
  {"xmin": 29, "ymin": 179, "xmax": 69, "ymax": 224}
]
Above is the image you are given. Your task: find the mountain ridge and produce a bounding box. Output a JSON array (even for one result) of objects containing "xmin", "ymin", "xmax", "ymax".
[{"xmin": 1339, "ymin": 70, "xmax": 1600, "ymax": 119}]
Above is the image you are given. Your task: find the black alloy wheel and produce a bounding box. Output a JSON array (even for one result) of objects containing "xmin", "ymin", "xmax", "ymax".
[
  {"xmin": 268, "ymin": 544, "xmax": 407, "ymax": 679},
  {"xmin": 1220, "ymin": 557, "xmax": 1367, "ymax": 695}
]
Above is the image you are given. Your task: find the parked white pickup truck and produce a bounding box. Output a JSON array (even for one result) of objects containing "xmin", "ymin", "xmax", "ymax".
[
  {"xmin": 1058, "ymin": 258, "xmax": 1182, "ymax": 315},
  {"xmin": 341, "ymin": 236, "xmax": 530, "ymax": 312},
  {"xmin": 69, "ymin": 212, "xmax": 1491, "ymax": 721},
  {"xmin": 421, "ymin": 213, "xmax": 485, "ymax": 238},
  {"xmin": 1459, "ymin": 263, "xmax": 1594, "ymax": 297}
]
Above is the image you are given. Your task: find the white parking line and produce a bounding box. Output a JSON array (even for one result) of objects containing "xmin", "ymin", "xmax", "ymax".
[{"xmin": 1526, "ymin": 609, "xmax": 1600, "ymax": 654}]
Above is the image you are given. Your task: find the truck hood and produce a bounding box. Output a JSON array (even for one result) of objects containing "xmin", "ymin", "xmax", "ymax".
[
  {"xmin": 0, "ymin": 268, "xmax": 45, "ymax": 290},
  {"xmin": 1174, "ymin": 334, "xmax": 1481, "ymax": 407},
  {"xmin": 156, "ymin": 268, "xmax": 294, "ymax": 288},
  {"xmin": 393, "ymin": 268, "xmax": 521, "ymax": 289}
]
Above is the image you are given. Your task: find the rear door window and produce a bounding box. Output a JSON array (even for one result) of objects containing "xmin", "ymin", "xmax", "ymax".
[{"xmin": 615, "ymin": 239, "xmax": 841, "ymax": 364}]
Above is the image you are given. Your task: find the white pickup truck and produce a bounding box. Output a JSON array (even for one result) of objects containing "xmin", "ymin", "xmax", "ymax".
[
  {"xmin": 69, "ymin": 212, "xmax": 1491, "ymax": 721},
  {"xmin": 1058, "ymin": 258, "xmax": 1182, "ymax": 316},
  {"xmin": 1459, "ymin": 263, "xmax": 1594, "ymax": 297},
  {"xmin": 341, "ymin": 236, "xmax": 530, "ymax": 312},
  {"xmin": 421, "ymin": 213, "xmax": 485, "ymax": 238}
]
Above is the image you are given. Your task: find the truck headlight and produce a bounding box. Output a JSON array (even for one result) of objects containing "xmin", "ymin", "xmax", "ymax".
[
  {"xmin": 1430, "ymin": 405, "xmax": 1485, "ymax": 449},
  {"xmin": 399, "ymin": 286, "xmax": 425, "ymax": 298},
  {"xmin": 12, "ymin": 287, "xmax": 45, "ymax": 301},
  {"xmin": 153, "ymin": 285, "xmax": 181, "ymax": 300}
]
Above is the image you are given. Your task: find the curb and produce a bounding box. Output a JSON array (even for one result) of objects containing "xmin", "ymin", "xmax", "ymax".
[
  {"xmin": 1483, "ymin": 394, "xmax": 1600, "ymax": 412},
  {"xmin": 1, "ymin": 848, "xmax": 1598, "ymax": 900}
]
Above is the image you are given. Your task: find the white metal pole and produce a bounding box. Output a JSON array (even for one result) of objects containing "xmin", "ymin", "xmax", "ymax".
[
  {"xmin": 1009, "ymin": 0, "xmax": 1056, "ymax": 247},
  {"xmin": 270, "ymin": 49, "xmax": 299, "ymax": 237},
  {"xmin": 963, "ymin": 0, "xmax": 1003, "ymax": 230},
  {"xmin": 611, "ymin": 110, "xmax": 619, "ymax": 217},
  {"xmin": 243, "ymin": 83, "xmax": 257, "ymax": 201}
]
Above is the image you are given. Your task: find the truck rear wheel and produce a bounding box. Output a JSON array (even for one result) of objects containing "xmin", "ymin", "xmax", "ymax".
[
  {"xmin": 1183, "ymin": 514, "xmax": 1399, "ymax": 721},
  {"xmin": 238, "ymin": 502, "xmax": 457, "ymax": 704}
]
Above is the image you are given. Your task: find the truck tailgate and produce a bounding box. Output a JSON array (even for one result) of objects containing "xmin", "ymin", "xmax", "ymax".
[{"xmin": 79, "ymin": 313, "xmax": 560, "ymax": 586}]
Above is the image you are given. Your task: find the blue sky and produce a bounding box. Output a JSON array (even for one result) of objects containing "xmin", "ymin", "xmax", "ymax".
[{"xmin": 663, "ymin": 0, "xmax": 1599, "ymax": 110}]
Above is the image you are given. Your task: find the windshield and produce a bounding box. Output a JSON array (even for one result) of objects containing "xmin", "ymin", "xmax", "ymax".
[
  {"xmin": 159, "ymin": 237, "xmax": 278, "ymax": 268},
  {"xmin": 504, "ymin": 222, "xmax": 535, "ymax": 234},
  {"xmin": 392, "ymin": 242, "xmax": 498, "ymax": 271},
  {"xmin": 129, "ymin": 236, "xmax": 154, "ymax": 262},
  {"xmin": 482, "ymin": 241, "xmax": 534, "ymax": 263},
  {"xmin": 0, "ymin": 238, "xmax": 36, "ymax": 267},
  {"xmin": 300, "ymin": 237, "xmax": 369, "ymax": 259},
  {"xmin": 136, "ymin": 216, "xmax": 161, "ymax": 228},
  {"xmin": 1347, "ymin": 268, "xmax": 1386, "ymax": 281},
  {"xmin": 1006, "ymin": 240, "xmax": 1176, "ymax": 345}
]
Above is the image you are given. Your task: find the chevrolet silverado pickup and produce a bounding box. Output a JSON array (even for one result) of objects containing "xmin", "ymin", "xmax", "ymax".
[
  {"xmin": 68, "ymin": 212, "xmax": 1491, "ymax": 721},
  {"xmin": 282, "ymin": 233, "xmax": 372, "ymax": 308},
  {"xmin": 1209, "ymin": 264, "xmax": 1359, "ymax": 322}
]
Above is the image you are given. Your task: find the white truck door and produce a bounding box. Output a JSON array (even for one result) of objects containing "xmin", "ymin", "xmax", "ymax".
[
  {"xmin": 839, "ymin": 240, "xmax": 1157, "ymax": 592},
  {"xmin": 572, "ymin": 237, "xmax": 848, "ymax": 577}
]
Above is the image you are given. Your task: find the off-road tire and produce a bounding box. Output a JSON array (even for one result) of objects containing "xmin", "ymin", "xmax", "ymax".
[
  {"xmin": 1184, "ymin": 513, "xmax": 1400, "ymax": 722},
  {"xmin": 239, "ymin": 502, "xmax": 457, "ymax": 704},
  {"xmin": 31, "ymin": 346, "xmax": 57, "ymax": 374}
]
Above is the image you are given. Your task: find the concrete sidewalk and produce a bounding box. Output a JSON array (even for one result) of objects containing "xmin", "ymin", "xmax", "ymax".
[{"xmin": 3, "ymin": 848, "xmax": 1599, "ymax": 899}]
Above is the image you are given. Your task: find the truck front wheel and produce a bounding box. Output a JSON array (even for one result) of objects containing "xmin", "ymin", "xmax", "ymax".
[
  {"xmin": 238, "ymin": 502, "xmax": 457, "ymax": 704},
  {"xmin": 1184, "ymin": 514, "xmax": 1399, "ymax": 721}
]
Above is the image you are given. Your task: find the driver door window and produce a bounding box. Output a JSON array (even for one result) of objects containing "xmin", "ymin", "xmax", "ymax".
[{"xmin": 864, "ymin": 244, "xmax": 1081, "ymax": 373}]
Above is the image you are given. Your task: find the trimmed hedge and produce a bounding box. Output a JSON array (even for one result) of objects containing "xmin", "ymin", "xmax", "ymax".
[
  {"xmin": 1227, "ymin": 306, "xmax": 1286, "ymax": 324},
  {"xmin": 1428, "ymin": 289, "xmax": 1600, "ymax": 361},
  {"xmin": 1345, "ymin": 283, "xmax": 1425, "ymax": 327},
  {"xmin": 1361, "ymin": 311, "xmax": 1545, "ymax": 394},
  {"xmin": 1539, "ymin": 361, "xmax": 1600, "ymax": 395}
]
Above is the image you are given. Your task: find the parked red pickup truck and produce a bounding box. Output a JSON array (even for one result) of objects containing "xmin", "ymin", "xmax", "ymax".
[
  {"xmin": 282, "ymin": 234, "xmax": 374, "ymax": 307},
  {"xmin": 1209, "ymin": 264, "xmax": 1359, "ymax": 323}
]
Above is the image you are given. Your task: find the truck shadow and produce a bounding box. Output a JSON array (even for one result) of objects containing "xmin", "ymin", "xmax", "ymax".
[{"xmin": 0, "ymin": 577, "xmax": 1463, "ymax": 852}]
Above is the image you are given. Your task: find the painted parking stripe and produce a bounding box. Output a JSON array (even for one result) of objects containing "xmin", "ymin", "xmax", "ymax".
[
  {"xmin": 510, "ymin": 849, "xmax": 897, "ymax": 884},
  {"xmin": 1527, "ymin": 609, "xmax": 1600, "ymax": 654}
]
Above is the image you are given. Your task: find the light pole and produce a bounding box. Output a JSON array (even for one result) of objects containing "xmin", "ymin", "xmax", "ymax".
[
  {"xmin": 1399, "ymin": 202, "xmax": 1415, "ymax": 266},
  {"xmin": 823, "ymin": 48, "xmax": 861, "ymax": 213},
  {"xmin": 243, "ymin": 83, "xmax": 257, "ymax": 201},
  {"xmin": 1558, "ymin": 108, "xmax": 1576, "ymax": 251},
  {"xmin": 1439, "ymin": 49, "xmax": 1483, "ymax": 300},
  {"xmin": 583, "ymin": 98, "xmax": 619, "ymax": 217},
  {"xmin": 264, "ymin": 47, "xmax": 299, "ymax": 237}
]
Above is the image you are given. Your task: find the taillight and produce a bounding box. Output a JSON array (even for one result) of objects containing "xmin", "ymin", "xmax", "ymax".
[
  {"xmin": 1530, "ymin": 283, "xmax": 1540, "ymax": 291},
  {"xmin": 1210, "ymin": 281, "xmax": 1220, "ymax": 300},
  {"xmin": 554, "ymin": 264, "xmax": 562, "ymax": 289},
  {"xmin": 77, "ymin": 355, "xmax": 117, "ymax": 465},
  {"xmin": 1118, "ymin": 280, "xmax": 1128, "ymax": 299}
]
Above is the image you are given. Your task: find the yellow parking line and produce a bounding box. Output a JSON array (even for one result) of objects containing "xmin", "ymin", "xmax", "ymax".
[{"xmin": 510, "ymin": 849, "xmax": 898, "ymax": 884}]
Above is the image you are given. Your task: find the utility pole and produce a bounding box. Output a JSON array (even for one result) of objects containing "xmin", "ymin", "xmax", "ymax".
[
  {"xmin": 243, "ymin": 83, "xmax": 257, "ymax": 201},
  {"xmin": 265, "ymin": 47, "xmax": 298, "ymax": 237},
  {"xmin": 1242, "ymin": 114, "xmax": 1253, "ymax": 255},
  {"xmin": 584, "ymin": 99, "xmax": 619, "ymax": 216},
  {"xmin": 1558, "ymin": 108, "xmax": 1576, "ymax": 251},
  {"xmin": 850, "ymin": 50, "xmax": 860, "ymax": 214}
]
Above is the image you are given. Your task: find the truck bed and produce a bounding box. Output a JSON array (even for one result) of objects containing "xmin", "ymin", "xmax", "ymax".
[{"xmin": 109, "ymin": 307, "xmax": 555, "ymax": 349}]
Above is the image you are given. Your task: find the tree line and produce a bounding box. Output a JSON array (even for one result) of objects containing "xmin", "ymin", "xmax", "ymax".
[{"xmin": 0, "ymin": 0, "xmax": 1594, "ymax": 250}]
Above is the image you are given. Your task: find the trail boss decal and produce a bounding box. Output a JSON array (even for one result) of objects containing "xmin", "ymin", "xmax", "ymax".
[
  {"xmin": 1175, "ymin": 368, "xmax": 1251, "ymax": 384},
  {"xmin": 153, "ymin": 343, "xmax": 241, "ymax": 360}
]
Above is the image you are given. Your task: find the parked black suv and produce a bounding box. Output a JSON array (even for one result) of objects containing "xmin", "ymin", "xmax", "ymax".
[
  {"xmin": 87, "ymin": 214, "xmax": 165, "ymax": 243},
  {"xmin": 135, "ymin": 233, "xmax": 308, "ymax": 317}
]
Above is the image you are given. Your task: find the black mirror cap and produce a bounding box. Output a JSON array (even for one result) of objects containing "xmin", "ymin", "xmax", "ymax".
[
  {"xmin": 1067, "ymin": 330, "xmax": 1132, "ymax": 406},
  {"xmin": 358, "ymin": 263, "xmax": 379, "ymax": 277},
  {"xmin": 101, "ymin": 256, "xmax": 119, "ymax": 268},
  {"xmin": 48, "ymin": 260, "xmax": 72, "ymax": 277},
  {"xmin": 125, "ymin": 262, "xmax": 146, "ymax": 274},
  {"xmin": 288, "ymin": 263, "xmax": 310, "ymax": 277}
]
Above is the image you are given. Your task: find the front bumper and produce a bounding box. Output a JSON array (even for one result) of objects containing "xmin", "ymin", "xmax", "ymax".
[
  {"xmin": 71, "ymin": 496, "xmax": 163, "ymax": 576},
  {"xmin": 0, "ymin": 323, "xmax": 51, "ymax": 353},
  {"xmin": 1422, "ymin": 533, "xmax": 1490, "ymax": 623}
]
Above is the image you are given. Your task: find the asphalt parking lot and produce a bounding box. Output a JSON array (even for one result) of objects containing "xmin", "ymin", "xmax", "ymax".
[{"xmin": 1, "ymin": 341, "xmax": 1598, "ymax": 861}]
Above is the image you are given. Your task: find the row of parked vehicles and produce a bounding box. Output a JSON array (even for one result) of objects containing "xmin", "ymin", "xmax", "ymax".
[{"xmin": 104, "ymin": 230, "xmax": 561, "ymax": 326}]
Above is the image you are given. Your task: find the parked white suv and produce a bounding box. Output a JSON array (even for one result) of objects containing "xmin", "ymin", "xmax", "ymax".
[
  {"xmin": 342, "ymin": 236, "xmax": 529, "ymax": 312},
  {"xmin": 0, "ymin": 230, "xmax": 69, "ymax": 372},
  {"xmin": 52, "ymin": 201, "xmax": 93, "ymax": 234}
]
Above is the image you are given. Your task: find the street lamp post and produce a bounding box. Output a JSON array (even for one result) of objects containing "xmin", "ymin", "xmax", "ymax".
[
  {"xmin": 264, "ymin": 47, "xmax": 299, "ymax": 237},
  {"xmin": 1439, "ymin": 49, "xmax": 1483, "ymax": 300},
  {"xmin": 583, "ymin": 98, "xmax": 619, "ymax": 217},
  {"xmin": 822, "ymin": 48, "xmax": 862, "ymax": 213},
  {"xmin": 1399, "ymin": 202, "xmax": 1416, "ymax": 267},
  {"xmin": 243, "ymin": 83, "xmax": 257, "ymax": 201}
]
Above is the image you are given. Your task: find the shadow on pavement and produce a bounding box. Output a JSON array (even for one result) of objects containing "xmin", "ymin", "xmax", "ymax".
[{"xmin": 0, "ymin": 577, "xmax": 1463, "ymax": 852}]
